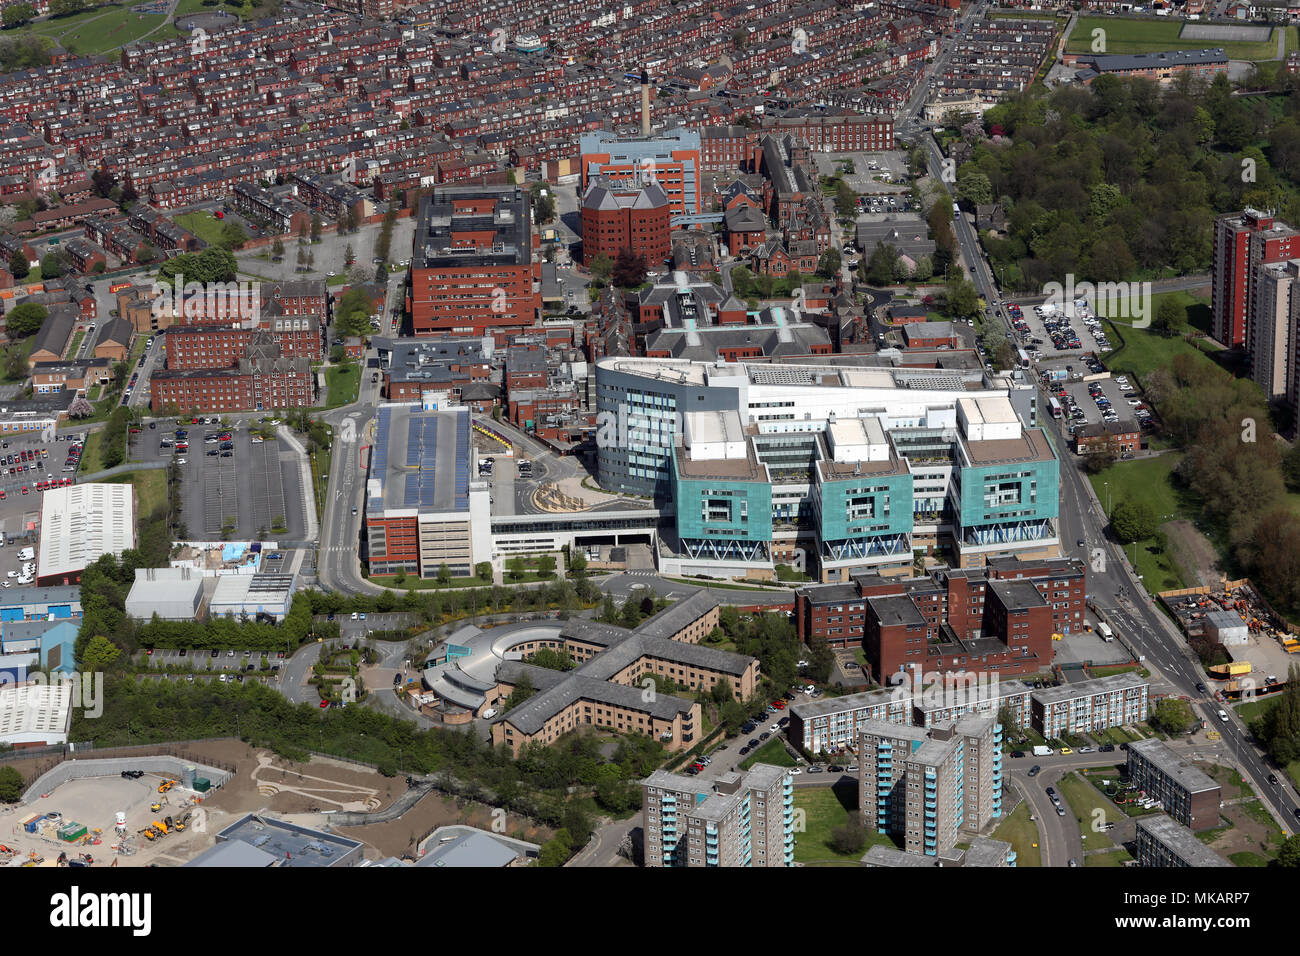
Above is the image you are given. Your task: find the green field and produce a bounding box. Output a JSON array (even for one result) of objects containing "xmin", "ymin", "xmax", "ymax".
[
  {"xmin": 1058, "ymin": 771, "xmax": 1120, "ymax": 851},
  {"xmin": 1066, "ymin": 17, "xmax": 1278, "ymax": 61},
  {"xmin": 1087, "ymin": 454, "xmax": 1191, "ymax": 592},
  {"xmin": 739, "ymin": 737, "xmax": 797, "ymax": 770},
  {"xmin": 77, "ymin": 429, "xmax": 106, "ymax": 475},
  {"xmin": 323, "ymin": 362, "xmax": 360, "ymax": 410},
  {"xmin": 174, "ymin": 211, "xmax": 229, "ymax": 247},
  {"xmin": 14, "ymin": 5, "xmax": 170, "ymax": 57},
  {"xmin": 1099, "ymin": 298, "xmax": 1221, "ymax": 387},
  {"xmin": 992, "ymin": 799, "xmax": 1041, "ymax": 867},
  {"xmin": 791, "ymin": 787, "xmax": 896, "ymax": 864}
]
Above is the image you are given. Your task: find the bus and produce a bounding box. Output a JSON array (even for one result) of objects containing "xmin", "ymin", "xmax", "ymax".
[
  {"xmin": 108, "ymin": 281, "xmax": 130, "ymax": 293},
  {"xmin": 1048, "ymin": 396, "xmax": 1062, "ymax": 419}
]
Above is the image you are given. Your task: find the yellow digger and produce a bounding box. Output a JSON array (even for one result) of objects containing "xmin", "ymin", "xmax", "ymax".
[
  {"xmin": 139, "ymin": 827, "xmax": 157, "ymax": 841},
  {"xmin": 151, "ymin": 819, "xmax": 169, "ymax": 836},
  {"xmin": 150, "ymin": 802, "xmax": 162, "ymax": 813},
  {"xmin": 157, "ymin": 779, "xmax": 174, "ymax": 794},
  {"xmin": 172, "ymin": 812, "xmax": 189, "ymax": 833}
]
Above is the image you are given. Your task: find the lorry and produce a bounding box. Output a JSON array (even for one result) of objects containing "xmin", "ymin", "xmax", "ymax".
[
  {"xmin": 1097, "ymin": 622, "xmax": 1114, "ymax": 642},
  {"xmin": 1032, "ymin": 745, "xmax": 1053, "ymax": 757}
]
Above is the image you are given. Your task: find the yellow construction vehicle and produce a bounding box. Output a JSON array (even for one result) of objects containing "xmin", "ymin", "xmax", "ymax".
[
  {"xmin": 157, "ymin": 779, "xmax": 174, "ymax": 794},
  {"xmin": 139, "ymin": 828, "xmax": 156, "ymax": 841},
  {"xmin": 172, "ymin": 812, "xmax": 189, "ymax": 833},
  {"xmin": 150, "ymin": 802, "xmax": 162, "ymax": 813},
  {"xmin": 151, "ymin": 820, "xmax": 168, "ymax": 835}
]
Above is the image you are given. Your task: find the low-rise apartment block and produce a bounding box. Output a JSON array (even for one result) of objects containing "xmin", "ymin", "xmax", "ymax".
[
  {"xmin": 1030, "ymin": 672, "xmax": 1150, "ymax": 740},
  {"xmin": 1126, "ymin": 739, "xmax": 1222, "ymax": 831},
  {"xmin": 1134, "ymin": 814, "xmax": 1231, "ymax": 868}
]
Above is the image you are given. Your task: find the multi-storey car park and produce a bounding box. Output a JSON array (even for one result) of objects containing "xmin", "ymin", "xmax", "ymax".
[{"xmin": 594, "ymin": 355, "xmax": 1060, "ymax": 580}]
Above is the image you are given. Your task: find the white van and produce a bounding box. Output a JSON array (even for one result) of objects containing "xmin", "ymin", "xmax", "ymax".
[
  {"xmin": 17, "ymin": 548, "xmax": 33, "ymax": 561},
  {"xmin": 482, "ymin": 708, "xmax": 497, "ymax": 720},
  {"xmin": 1097, "ymin": 622, "xmax": 1114, "ymax": 642}
]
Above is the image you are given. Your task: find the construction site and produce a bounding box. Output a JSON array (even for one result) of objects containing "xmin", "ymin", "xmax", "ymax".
[
  {"xmin": 0, "ymin": 739, "xmax": 551, "ymax": 865},
  {"xmin": 1159, "ymin": 579, "xmax": 1299, "ymax": 699}
]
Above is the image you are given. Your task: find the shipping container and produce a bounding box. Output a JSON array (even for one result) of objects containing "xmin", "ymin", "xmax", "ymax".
[{"xmin": 194, "ymin": 777, "xmax": 211, "ymax": 792}]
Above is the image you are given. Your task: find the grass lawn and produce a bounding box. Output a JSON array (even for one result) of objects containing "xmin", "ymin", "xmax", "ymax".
[
  {"xmin": 1088, "ymin": 664, "xmax": 1148, "ymax": 679},
  {"xmin": 992, "ymin": 799, "xmax": 1041, "ymax": 867},
  {"xmin": 1230, "ymin": 850, "xmax": 1272, "ymax": 867},
  {"xmin": 1087, "ymin": 454, "xmax": 1191, "ymax": 593},
  {"xmin": 792, "ymin": 787, "xmax": 896, "ymax": 864},
  {"xmin": 1065, "ymin": 17, "xmax": 1277, "ymax": 60},
  {"xmin": 1087, "ymin": 847, "xmax": 1134, "ymax": 867},
  {"xmin": 29, "ymin": 5, "xmax": 170, "ymax": 56},
  {"xmin": 1100, "ymin": 322, "xmax": 1220, "ymax": 391},
  {"xmin": 174, "ymin": 211, "xmax": 228, "ymax": 247},
  {"xmin": 1058, "ymin": 771, "xmax": 1121, "ymax": 850},
  {"xmin": 326, "ymin": 273, "xmax": 349, "ymax": 287},
  {"xmin": 77, "ymin": 430, "xmax": 106, "ymax": 475},
  {"xmin": 66, "ymin": 330, "xmax": 85, "ymax": 360},
  {"xmin": 323, "ymin": 362, "xmax": 360, "ymax": 409},
  {"xmin": 106, "ymin": 468, "xmax": 166, "ymax": 517},
  {"xmin": 739, "ymin": 737, "xmax": 797, "ymax": 770}
]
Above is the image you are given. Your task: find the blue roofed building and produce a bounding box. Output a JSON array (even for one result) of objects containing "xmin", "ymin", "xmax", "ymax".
[{"xmin": 364, "ymin": 404, "xmax": 491, "ymax": 579}]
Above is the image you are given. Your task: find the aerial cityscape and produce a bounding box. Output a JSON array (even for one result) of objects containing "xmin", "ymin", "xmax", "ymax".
[{"xmin": 0, "ymin": 0, "xmax": 1292, "ymax": 908}]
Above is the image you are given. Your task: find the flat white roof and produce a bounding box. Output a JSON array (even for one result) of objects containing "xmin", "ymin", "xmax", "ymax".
[
  {"xmin": 959, "ymin": 395, "xmax": 1017, "ymax": 425},
  {"xmin": 38, "ymin": 483, "xmax": 136, "ymax": 580},
  {"xmin": 0, "ymin": 681, "xmax": 71, "ymax": 744}
]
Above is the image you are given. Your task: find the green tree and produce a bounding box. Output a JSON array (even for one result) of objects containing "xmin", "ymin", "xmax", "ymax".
[
  {"xmin": 475, "ymin": 561, "xmax": 493, "ymax": 581},
  {"xmin": 2, "ymin": 4, "xmax": 35, "ymax": 27},
  {"xmin": 4, "ymin": 302, "xmax": 46, "ymax": 338},
  {"xmin": 1154, "ymin": 297, "xmax": 1188, "ymax": 337},
  {"xmin": 817, "ymin": 247, "xmax": 841, "ymax": 279},
  {"xmin": 1275, "ymin": 834, "xmax": 1300, "ymax": 868},
  {"xmin": 1110, "ymin": 499, "xmax": 1157, "ymax": 544},
  {"xmin": 530, "ymin": 182, "xmax": 556, "ymax": 225},
  {"xmin": 1149, "ymin": 698, "xmax": 1198, "ymax": 736},
  {"xmin": 507, "ymin": 556, "xmax": 525, "ymax": 581},
  {"xmin": 834, "ymin": 179, "xmax": 856, "ymax": 217},
  {"xmin": 0, "ymin": 766, "xmax": 23, "ymax": 803},
  {"xmin": 505, "ymin": 673, "xmax": 536, "ymax": 711},
  {"xmin": 536, "ymin": 554, "xmax": 556, "ymax": 579},
  {"xmin": 828, "ymin": 812, "xmax": 867, "ymax": 855},
  {"xmin": 865, "ymin": 243, "xmax": 899, "ymax": 286},
  {"xmin": 956, "ymin": 168, "xmax": 993, "ymax": 207},
  {"xmin": 997, "ymin": 704, "xmax": 1021, "ymax": 737},
  {"xmin": 81, "ymin": 634, "xmax": 122, "ymax": 672},
  {"xmin": 568, "ymin": 552, "xmax": 587, "ymax": 577},
  {"xmin": 310, "ymin": 213, "xmax": 322, "ymax": 243},
  {"xmin": 945, "ymin": 275, "xmax": 980, "ymax": 320},
  {"xmin": 219, "ymin": 221, "xmax": 247, "ymax": 250},
  {"xmin": 7, "ymin": 248, "xmax": 28, "ymax": 281},
  {"xmin": 39, "ymin": 252, "xmax": 63, "ymax": 278},
  {"xmin": 436, "ymin": 563, "xmax": 451, "ymax": 585}
]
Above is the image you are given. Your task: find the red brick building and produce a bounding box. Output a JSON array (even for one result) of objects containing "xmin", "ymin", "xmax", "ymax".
[
  {"xmin": 579, "ymin": 177, "xmax": 671, "ymax": 268},
  {"xmin": 1212, "ymin": 209, "xmax": 1299, "ymax": 349},
  {"xmin": 794, "ymin": 558, "xmax": 1086, "ymax": 682},
  {"xmin": 407, "ymin": 185, "xmax": 540, "ymax": 341},
  {"xmin": 151, "ymin": 354, "xmax": 313, "ymax": 413}
]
